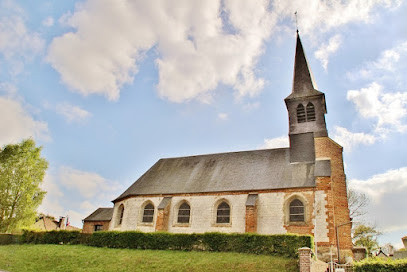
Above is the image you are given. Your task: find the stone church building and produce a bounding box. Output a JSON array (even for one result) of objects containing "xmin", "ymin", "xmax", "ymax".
[{"xmin": 83, "ymin": 33, "xmax": 353, "ymax": 260}]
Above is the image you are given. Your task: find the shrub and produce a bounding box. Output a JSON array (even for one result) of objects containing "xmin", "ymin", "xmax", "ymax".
[
  {"xmin": 354, "ymin": 257, "xmax": 407, "ymax": 272},
  {"xmin": 0, "ymin": 234, "xmax": 20, "ymax": 245},
  {"xmin": 89, "ymin": 231, "xmax": 312, "ymax": 257},
  {"xmin": 19, "ymin": 230, "xmax": 312, "ymax": 258},
  {"xmin": 89, "ymin": 231, "xmax": 198, "ymax": 251},
  {"xmin": 199, "ymin": 232, "xmax": 312, "ymax": 257},
  {"xmin": 20, "ymin": 230, "xmax": 89, "ymax": 245}
]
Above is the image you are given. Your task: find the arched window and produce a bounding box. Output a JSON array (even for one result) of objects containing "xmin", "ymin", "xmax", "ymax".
[
  {"xmin": 306, "ymin": 102, "xmax": 316, "ymax": 121},
  {"xmin": 216, "ymin": 201, "xmax": 230, "ymax": 224},
  {"xmin": 177, "ymin": 202, "xmax": 190, "ymax": 224},
  {"xmin": 118, "ymin": 204, "xmax": 124, "ymax": 225},
  {"xmin": 297, "ymin": 104, "xmax": 306, "ymax": 123},
  {"xmin": 142, "ymin": 203, "xmax": 155, "ymax": 223},
  {"xmin": 289, "ymin": 199, "xmax": 304, "ymax": 222}
]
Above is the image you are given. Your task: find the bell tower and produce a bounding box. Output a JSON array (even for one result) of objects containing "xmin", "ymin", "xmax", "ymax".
[{"xmin": 285, "ymin": 32, "xmax": 328, "ymax": 163}]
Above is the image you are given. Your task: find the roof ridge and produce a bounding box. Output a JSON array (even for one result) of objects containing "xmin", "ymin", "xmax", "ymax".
[{"xmin": 160, "ymin": 147, "xmax": 289, "ymax": 160}]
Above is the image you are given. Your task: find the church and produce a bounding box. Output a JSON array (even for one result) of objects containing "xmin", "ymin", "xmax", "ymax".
[{"xmin": 83, "ymin": 32, "xmax": 353, "ymax": 261}]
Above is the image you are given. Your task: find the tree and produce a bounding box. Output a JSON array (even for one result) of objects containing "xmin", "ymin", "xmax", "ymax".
[
  {"xmin": 353, "ymin": 224, "xmax": 381, "ymax": 254},
  {"xmin": 348, "ymin": 188, "xmax": 369, "ymax": 221},
  {"xmin": 0, "ymin": 139, "xmax": 48, "ymax": 233}
]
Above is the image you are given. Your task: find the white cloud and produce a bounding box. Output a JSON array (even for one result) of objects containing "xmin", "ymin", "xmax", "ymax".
[
  {"xmin": 349, "ymin": 41, "xmax": 407, "ymax": 80},
  {"xmin": 47, "ymin": 0, "xmax": 275, "ymax": 102},
  {"xmin": 55, "ymin": 103, "xmax": 91, "ymax": 123},
  {"xmin": 350, "ymin": 167, "xmax": 407, "ymax": 202},
  {"xmin": 272, "ymin": 0, "xmax": 399, "ymax": 35},
  {"xmin": 347, "ymin": 82, "xmax": 407, "ymax": 135},
  {"xmin": 314, "ymin": 34, "xmax": 342, "ymax": 70},
  {"xmin": 47, "ymin": 0, "xmax": 398, "ymax": 103},
  {"xmin": 39, "ymin": 166, "xmax": 124, "ymax": 228},
  {"xmin": 65, "ymin": 210, "xmax": 86, "ymax": 227},
  {"xmin": 0, "ymin": 84, "xmax": 49, "ymax": 146},
  {"xmin": 41, "ymin": 172, "xmax": 63, "ymax": 198},
  {"xmin": 349, "ymin": 167, "xmax": 407, "ymax": 233},
  {"xmin": 332, "ymin": 126, "xmax": 376, "ymax": 152},
  {"xmin": 42, "ymin": 16, "xmax": 54, "ymax": 27},
  {"xmin": 59, "ymin": 166, "xmax": 119, "ymax": 199},
  {"xmin": 0, "ymin": 82, "xmax": 17, "ymax": 95},
  {"xmin": 260, "ymin": 136, "xmax": 289, "ymax": 149},
  {"xmin": 39, "ymin": 172, "xmax": 65, "ymax": 219},
  {"xmin": 0, "ymin": 1, "xmax": 45, "ymax": 75},
  {"xmin": 217, "ymin": 113, "xmax": 228, "ymax": 121},
  {"xmin": 243, "ymin": 101, "xmax": 260, "ymax": 111},
  {"xmin": 80, "ymin": 200, "xmax": 97, "ymax": 211}
]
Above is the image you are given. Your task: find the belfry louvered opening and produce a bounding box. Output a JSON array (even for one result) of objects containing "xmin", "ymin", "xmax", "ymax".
[
  {"xmin": 297, "ymin": 104, "xmax": 306, "ymax": 123},
  {"xmin": 306, "ymin": 102, "xmax": 316, "ymax": 121}
]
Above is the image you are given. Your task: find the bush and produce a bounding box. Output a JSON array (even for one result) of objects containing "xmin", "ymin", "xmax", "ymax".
[
  {"xmin": 354, "ymin": 258, "xmax": 407, "ymax": 272},
  {"xmin": 19, "ymin": 230, "xmax": 312, "ymax": 258},
  {"xmin": 89, "ymin": 231, "xmax": 312, "ymax": 257},
  {"xmin": 89, "ymin": 231, "xmax": 198, "ymax": 251},
  {"xmin": 20, "ymin": 230, "xmax": 90, "ymax": 245},
  {"xmin": 0, "ymin": 234, "xmax": 20, "ymax": 245},
  {"xmin": 200, "ymin": 232, "xmax": 312, "ymax": 257}
]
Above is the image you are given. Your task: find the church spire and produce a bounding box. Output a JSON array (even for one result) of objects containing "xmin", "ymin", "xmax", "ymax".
[
  {"xmin": 284, "ymin": 32, "xmax": 328, "ymax": 163},
  {"xmin": 290, "ymin": 32, "xmax": 319, "ymax": 98}
]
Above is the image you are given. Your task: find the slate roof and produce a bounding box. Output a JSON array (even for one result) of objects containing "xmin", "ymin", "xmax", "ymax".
[
  {"xmin": 114, "ymin": 148, "xmax": 317, "ymax": 202},
  {"xmin": 83, "ymin": 208, "xmax": 114, "ymax": 221},
  {"xmin": 285, "ymin": 32, "xmax": 324, "ymax": 100}
]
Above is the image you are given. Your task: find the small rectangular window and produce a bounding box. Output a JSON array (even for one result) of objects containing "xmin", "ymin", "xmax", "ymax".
[{"xmin": 94, "ymin": 225, "xmax": 103, "ymax": 231}]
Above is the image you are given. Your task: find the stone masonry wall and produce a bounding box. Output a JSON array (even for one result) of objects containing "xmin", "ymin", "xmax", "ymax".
[
  {"xmin": 315, "ymin": 137, "xmax": 353, "ymax": 260},
  {"xmin": 109, "ymin": 189, "xmax": 327, "ymax": 241}
]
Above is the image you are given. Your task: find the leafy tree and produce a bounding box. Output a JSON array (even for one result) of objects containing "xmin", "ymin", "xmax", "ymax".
[
  {"xmin": 0, "ymin": 139, "xmax": 48, "ymax": 233},
  {"xmin": 353, "ymin": 224, "xmax": 381, "ymax": 254}
]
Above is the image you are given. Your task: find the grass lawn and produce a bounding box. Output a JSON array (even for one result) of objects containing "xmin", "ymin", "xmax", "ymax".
[{"xmin": 0, "ymin": 244, "xmax": 298, "ymax": 272}]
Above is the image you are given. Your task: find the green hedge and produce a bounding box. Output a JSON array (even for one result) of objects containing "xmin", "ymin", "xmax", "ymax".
[
  {"xmin": 354, "ymin": 258, "xmax": 407, "ymax": 272},
  {"xmin": 20, "ymin": 230, "xmax": 91, "ymax": 245},
  {"xmin": 19, "ymin": 230, "xmax": 312, "ymax": 258},
  {"xmin": 89, "ymin": 231, "xmax": 313, "ymax": 257},
  {"xmin": 0, "ymin": 234, "xmax": 21, "ymax": 245}
]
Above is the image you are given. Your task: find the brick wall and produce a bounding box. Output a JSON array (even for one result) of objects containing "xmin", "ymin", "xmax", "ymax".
[
  {"xmin": 315, "ymin": 137, "xmax": 353, "ymax": 261},
  {"xmin": 245, "ymin": 206, "xmax": 257, "ymax": 232},
  {"xmin": 82, "ymin": 221, "xmax": 110, "ymax": 234},
  {"xmin": 156, "ymin": 204, "xmax": 170, "ymax": 231}
]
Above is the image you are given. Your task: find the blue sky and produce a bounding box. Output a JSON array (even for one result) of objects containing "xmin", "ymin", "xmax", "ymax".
[{"xmin": 0, "ymin": 0, "xmax": 406, "ymax": 248}]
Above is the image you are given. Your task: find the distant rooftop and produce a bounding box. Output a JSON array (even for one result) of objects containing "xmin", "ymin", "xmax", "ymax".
[{"xmin": 83, "ymin": 208, "xmax": 114, "ymax": 221}]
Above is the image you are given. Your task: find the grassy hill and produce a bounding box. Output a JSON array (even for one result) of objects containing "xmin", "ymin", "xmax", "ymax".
[{"xmin": 0, "ymin": 244, "xmax": 297, "ymax": 272}]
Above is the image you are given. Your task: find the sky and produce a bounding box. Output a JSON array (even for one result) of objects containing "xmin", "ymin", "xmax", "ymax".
[{"xmin": 0, "ymin": 0, "xmax": 406, "ymax": 248}]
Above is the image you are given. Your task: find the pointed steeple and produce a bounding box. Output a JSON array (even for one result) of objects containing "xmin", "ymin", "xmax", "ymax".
[
  {"xmin": 284, "ymin": 32, "xmax": 328, "ymax": 163},
  {"xmin": 287, "ymin": 32, "xmax": 321, "ymax": 99}
]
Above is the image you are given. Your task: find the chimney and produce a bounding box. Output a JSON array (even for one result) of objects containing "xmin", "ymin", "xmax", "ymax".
[{"xmin": 59, "ymin": 217, "xmax": 66, "ymax": 230}]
